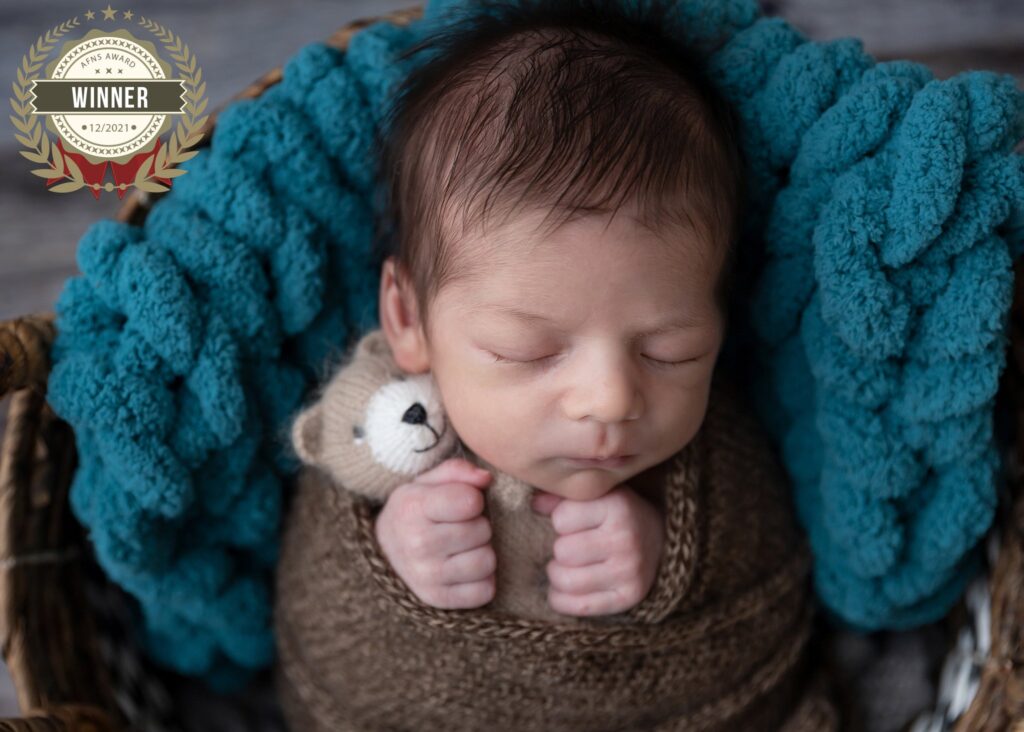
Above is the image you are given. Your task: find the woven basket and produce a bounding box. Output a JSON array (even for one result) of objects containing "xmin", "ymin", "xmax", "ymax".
[{"xmin": 0, "ymin": 5, "xmax": 1022, "ymax": 731}]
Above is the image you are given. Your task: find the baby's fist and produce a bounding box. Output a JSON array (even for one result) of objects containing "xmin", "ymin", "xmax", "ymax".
[
  {"xmin": 373, "ymin": 458, "xmax": 496, "ymax": 609},
  {"xmin": 532, "ymin": 485, "xmax": 664, "ymax": 616}
]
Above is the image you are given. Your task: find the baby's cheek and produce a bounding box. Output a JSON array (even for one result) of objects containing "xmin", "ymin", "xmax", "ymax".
[
  {"xmin": 664, "ymin": 383, "xmax": 713, "ymax": 441},
  {"xmin": 446, "ymin": 385, "xmax": 534, "ymax": 459},
  {"xmin": 433, "ymin": 373, "xmax": 490, "ymax": 436},
  {"xmin": 443, "ymin": 392, "xmax": 527, "ymax": 472}
]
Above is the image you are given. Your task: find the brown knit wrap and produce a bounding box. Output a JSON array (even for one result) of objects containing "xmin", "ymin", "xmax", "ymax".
[{"xmin": 273, "ymin": 373, "xmax": 837, "ymax": 731}]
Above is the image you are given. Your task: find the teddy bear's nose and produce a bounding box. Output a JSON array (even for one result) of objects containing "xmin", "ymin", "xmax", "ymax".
[{"xmin": 402, "ymin": 403, "xmax": 427, "ymax": 425}]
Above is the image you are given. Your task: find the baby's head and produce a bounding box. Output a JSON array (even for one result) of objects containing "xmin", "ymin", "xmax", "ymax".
[{"xmin": 371, "ymin": 0, "xmax": 744, "ymax": 501}]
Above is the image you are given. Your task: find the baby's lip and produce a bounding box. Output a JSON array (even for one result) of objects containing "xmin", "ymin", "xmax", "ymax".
[
  {"xmin": 563, "ymin": 454, "xmax": 634, "ymax": 467},
  {"xmin": 567, "ymin": 450, "xmax": 633, "ymax": 461}
]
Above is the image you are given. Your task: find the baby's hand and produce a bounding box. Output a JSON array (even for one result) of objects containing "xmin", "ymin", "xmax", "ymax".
[
  {"xmin": 531, "ymin": 485, "xmax": 664, "ymax": 616},
  {"xmin": 373, "ymin": 458, "xmax": 495, "ymax": 609}
]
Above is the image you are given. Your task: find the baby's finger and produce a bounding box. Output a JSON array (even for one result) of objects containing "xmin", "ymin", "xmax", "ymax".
[
  {"xmin": 551, "ymin": 529, "xmax": 608, "ymax": 567},
  {"xmin": 550, "ymin": 498, "xmax": 607, "ymax": 535},
  {"xmin": 416, "ymin": 458, "xmax": 492, "ymax": 488},
  {"xmin": 438, "ymin": 577, "xmax": 496, "ymax": 609},
  {"xmin": 546, "ymin": 558, "xmax": 609, "ymax": 595},
  {"xmin": 422, "ymin": 483, "xmax": 488, "ymax": 523},
  {"xmin": 440, "ymin": 544, "xmax": 496, "ymax": 584},
  {"xmin": 548, "ymin": 587, "xmax": 622, "ymax": 617},
  {"xmin": 436, "ymin": 515, "xmax": 492, "ymax": 555},
  {"xmin": 531, "ymin": 490, "xmax": 562, "ymax": 515}
]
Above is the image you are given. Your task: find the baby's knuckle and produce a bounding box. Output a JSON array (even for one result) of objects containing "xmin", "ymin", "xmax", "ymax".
[
  {"xmin": 573, "ymin": 596, "xmax": 594, "ymax": 615},
  {"xmin": 412, "ymin": 558, "xmax": 439, "ymax": 588},
  {"xmin": 550, "ymin": 510, "xmax": 572, "ymax": 535},
  {"xmin": 390, "ymin": 481, "xmax": 415, "ymax": 502},
  {"xmin": 561, "ymin": 568, "xmax": 583, "ymax": 594},
  {"xmin": 436, "ymin": 585, "xmax": 458, "ymax": 608},
  {"xmin": 623, "ymin": 580, "xmax": 645, "ymax": 605},
  {"xmin": 444, "ymin": 483, "xmax": 479, "ymax": 512},
  {"xmin": 481, "ymin": 574, "xmax": 497, "ymax": 602},
  {"xmin": 551, "ymin": 546, "xmax": 565, "ymax": 566},
  {"xmin": 428, "ymin": 559, "xmax": 448, "ymax": 587},
  {"xmin": 475, "ymin": 516, "xmax": 493, "ymax": 544},
  {"xmin": 547, "ymin": 589, "xmax": 568, "ymax": 614},
  {"xmin": 552, "ymin": 538, "xmax": 569, "ymax": 564},
  {"xmin": 454, "ymin": 546, "xmax": 492, "ymax": 582},
  {"xmin": 406, "ymin": 530, "xmax": 431, "ymax": 556},
  {"xmin": 421, "ymin": 585, "xmax": 447, "ymax": 608},
  {"xmin": 620, "ymin": 548, "xmax": 643, "ymax": 576},
  {"xmin": 448, "ymin": 580, "xmax": 488, "ymax": 608},
  {"xmin": 471, "ymin": 582, "xmax": 494, "ymax": 608},
  {"xmin": 393, "ymin": 491, "xmax": 423, "ymax": 524},
  {"xmin": 478, "ymin": 544, "xmax": 497, "ymax": 575},
  {"xmin": 405, "ymin": 558, "xmax": 424, "ymax": 585},
  {"xmin": 609, "ymin": 489, "xmax": 633, "ymax": 510},
  {"xmin": 460, "ymin": 486, "xmax": 485, "ymax": 516},
  {"xmin": 544, "ymin": 560, "xmax": 563, "ymax": 588},
  {"xmin": 546, "ymin": 556, "xmax": 561, "ymax": 577},
  {"xmin": 615, "ymin": 530, "xmax": 643, "ymax": 557},
  {"xmin": 408, "ymin": 578, "xmax": 434, "ymax": 606}
]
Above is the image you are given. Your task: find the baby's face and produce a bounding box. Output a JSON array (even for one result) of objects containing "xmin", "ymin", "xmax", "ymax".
[{"xmin": 403, "ymin": 204, "xmax": 724, "ymax": 501}]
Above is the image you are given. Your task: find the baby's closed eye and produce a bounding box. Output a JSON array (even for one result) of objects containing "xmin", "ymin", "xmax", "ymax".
[{"xmin": 486, "ymin": 349, "xmax": 703, "ymax": 368}]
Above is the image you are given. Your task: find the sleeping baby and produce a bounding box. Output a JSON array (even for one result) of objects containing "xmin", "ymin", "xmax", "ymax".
[{"xmin": 274, "ymin": 0, "xmax": 837, "ymax": 729}]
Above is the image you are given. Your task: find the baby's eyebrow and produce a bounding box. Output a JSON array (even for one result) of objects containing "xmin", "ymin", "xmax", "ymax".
[{"xmin": 480, "ymin": 302, "xmax": 706, "ymax": 335}]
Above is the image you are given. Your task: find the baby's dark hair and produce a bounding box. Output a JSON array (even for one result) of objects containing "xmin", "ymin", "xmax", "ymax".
[{"xmin": 371, "ymin": 0, "xmax": 746, "ymax": 335}]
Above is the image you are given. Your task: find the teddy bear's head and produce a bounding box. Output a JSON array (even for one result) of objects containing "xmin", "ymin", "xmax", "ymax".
[{"xmin": 290, "ymin": 328, "xmax": 459, "ymax": 502}]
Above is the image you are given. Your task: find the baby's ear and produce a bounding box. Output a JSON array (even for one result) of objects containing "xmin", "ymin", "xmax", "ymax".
[{"xmin": 291, "ymin": 404, "xmax": 323, "ymax": 465}]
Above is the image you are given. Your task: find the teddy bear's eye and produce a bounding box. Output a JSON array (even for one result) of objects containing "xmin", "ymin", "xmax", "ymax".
[{"xmin": 352, "ymin": 425, "xmax": 364, "ymax": 439}]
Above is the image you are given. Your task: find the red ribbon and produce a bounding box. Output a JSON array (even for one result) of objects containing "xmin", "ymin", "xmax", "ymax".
[
  {"xmin": 49, "ymin": 137, "xmax": 173, "ymax": 199},
  {"xmin": 110, "ymin": 137, "xmax": 173, "ymax": 199}
]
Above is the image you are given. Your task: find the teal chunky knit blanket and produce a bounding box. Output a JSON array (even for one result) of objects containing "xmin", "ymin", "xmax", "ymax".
[{"xmin": 46, "ymin": 0, "xmax": 1024, "ymax": 688}]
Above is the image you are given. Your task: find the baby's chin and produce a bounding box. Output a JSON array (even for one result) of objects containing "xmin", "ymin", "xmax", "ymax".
[{"xmin": 529, "ymin": 458, "xmax": 642, "ymax": 502}]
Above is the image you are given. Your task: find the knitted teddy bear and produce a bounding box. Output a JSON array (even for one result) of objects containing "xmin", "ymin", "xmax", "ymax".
[{"xmin": 288, "ymin": 326, "xmax": 570, "ymax": 623}]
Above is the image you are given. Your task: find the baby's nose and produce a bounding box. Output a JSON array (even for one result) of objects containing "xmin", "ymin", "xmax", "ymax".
[{"xmin": 402, "ymin": 402, "xmax": 427, "ymax": 425}]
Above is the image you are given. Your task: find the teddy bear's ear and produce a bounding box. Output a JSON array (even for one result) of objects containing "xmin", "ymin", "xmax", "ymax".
[
  {"xmin": 355, "ymin": 329, "xmax": 394, "ymax": 363},
  {"xmin": 291, "ymin": 404, "xmax": 323, "ymax": 465}
]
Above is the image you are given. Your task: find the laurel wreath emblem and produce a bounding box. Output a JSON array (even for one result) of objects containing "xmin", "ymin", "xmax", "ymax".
[{"xmin": 9, "ymin": 14, "xmax": 208, "ymax": 195}]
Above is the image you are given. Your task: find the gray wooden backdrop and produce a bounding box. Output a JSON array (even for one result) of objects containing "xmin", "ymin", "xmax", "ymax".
[{"xmin": 0, "ymin": 0, "xmax": 1021, "ymax": 724}]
